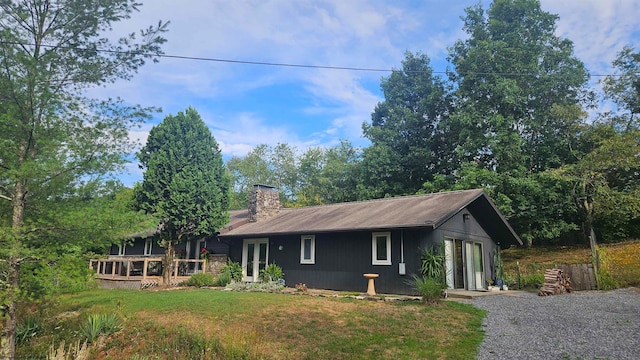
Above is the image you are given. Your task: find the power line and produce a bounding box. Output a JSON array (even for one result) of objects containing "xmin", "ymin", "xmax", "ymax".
[{"xmin": 0, "ymin": 41, "xmax": 634, "ymax": 78}]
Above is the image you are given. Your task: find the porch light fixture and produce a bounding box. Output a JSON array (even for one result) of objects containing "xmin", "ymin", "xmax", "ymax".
[{"xmin": 463, "ymin": 213, "xmax": 470, "ymax": 222}]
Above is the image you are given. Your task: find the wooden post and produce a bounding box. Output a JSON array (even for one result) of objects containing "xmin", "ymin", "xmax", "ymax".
[
  {"xmin": 126, "ymin": 259, "xmax": 131, "ymax": 279},
  {"xmin": 111, "ymin": 260, "xmax": 116, "ymax": 278},
  {"xmin": 589, "ymin": 229, "xmax": 600, "ymax": 290},
  {"xmin": 173, "ymin": 260, "xmax": 178, "ymax": 281},
  {"xmin": 143, "ymin": 258, "xmax": 148, "ymax": 280}
]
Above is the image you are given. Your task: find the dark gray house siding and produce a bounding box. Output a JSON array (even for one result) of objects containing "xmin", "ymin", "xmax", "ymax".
[
  {"xmin": 226, "ymin": 229, "xmax": 426, "ymax": 294},
  {"xmin": 223, "ymin": 204, "xmax": 504, "ymax": 295}
]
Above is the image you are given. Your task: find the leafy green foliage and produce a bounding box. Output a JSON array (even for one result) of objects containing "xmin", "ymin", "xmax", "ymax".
[
  {"xmin": 258, "ymin": 263, "xmax": 284, "ymax": 283},
  {"xmin": 361, "ymin": 52, "xmax": 449, "ymax": 196},
  {"xmin": 136, "ymin": 107, "xmax": 231, "ymax": 241},
  {"xmin": 215, "ymin": 271, "xmax": 232, "ymax": 287},
  {"xmin": 0, "ymin": 1, "xmax": 167, "ymax": 357},
  {"xmin": 19, "ymin": 247, "xmax": 97, "ymax": 299},
  {"xmin": 601, "ymin": 46, "xmax": 640, "ymax": 131},
  {"xmin": 135, "ymin": 108, "xmax": 231, "ymax": 283},
  {"xmin": 446, "ymin": 0, "xmax": 589, "ymax": 174},
  {"xmin": 220, "ymin": 261, "xmax": 243, "ymax": 283},
  {"xmin": 226, "ymin": 143, "xmax": 300, "ymax": 208},
  {"xmin": 296, "ymin": 141, "xmax": 362, "ymax": 206}
]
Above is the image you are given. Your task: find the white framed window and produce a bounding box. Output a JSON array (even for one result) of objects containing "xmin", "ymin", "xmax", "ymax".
[
  {"xmin": 300, "ymin": 235, "xmax": 315, "ymax": 264},
  {"xmin": 118, "ymin": 244, "xmax": 126, "ymax": 256},
  {"xmin": 372, "ymin": 232, "xmax": 391, "ymax": 265},
  {"xmin": 144, "ymin": 239, "xmax": 153, "ymax": 256}
]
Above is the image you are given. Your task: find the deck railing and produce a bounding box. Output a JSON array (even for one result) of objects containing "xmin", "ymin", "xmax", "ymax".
[{"xmin": 89, "ymin": 256, "xmax": 206, "ymax": 281}]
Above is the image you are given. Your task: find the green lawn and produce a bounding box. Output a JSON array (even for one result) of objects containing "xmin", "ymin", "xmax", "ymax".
[{"xmin": 19, "ymin": 289, "xmax": 485, "ymax": 359}]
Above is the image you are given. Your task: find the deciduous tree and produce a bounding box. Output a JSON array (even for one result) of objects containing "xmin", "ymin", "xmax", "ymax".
[
  {"xmin": 446, "ymin": 0, "xmax": 590, "ymax": 174},
  {"xmin": 601, "ymin": 46, "xmax": 640, "ymax": 131},
  {"xmin": 0, "ymin": 1, "xmax": 167, "ymax": 357}
]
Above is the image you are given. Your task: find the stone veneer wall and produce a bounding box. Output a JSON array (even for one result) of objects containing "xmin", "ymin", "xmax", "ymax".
[
  {"xmin": 206, "ymin": 254, "xmax": 227, "ymax": 276},
  {"xmin": 248, "ymin": 185, "xmax": 280, "ymax": 222}
]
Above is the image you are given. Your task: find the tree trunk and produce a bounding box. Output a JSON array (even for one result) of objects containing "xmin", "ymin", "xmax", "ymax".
[
  {"xmin": 162, "ymin": 241, "xmax": 175, "ymax": 286},
  {"xmin": 1, "ymin": 180, "xmax": 28, "ymax": 360},
  {"xmin": 0, "ymin": 258, "xmax": 19, "ymax": 360}
]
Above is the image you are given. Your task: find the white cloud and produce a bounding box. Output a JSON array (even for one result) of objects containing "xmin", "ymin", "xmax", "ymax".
[
  {"xmin": 541, "ymin": 0, "xmax": 640, "ymax": 75},
  {"xmin": 205, "ymin": 112, "xmax": 310, "ymax": 157},
  {"xmin": 97, "ymin": 0, "xmax": 640, "ymax": 183}
]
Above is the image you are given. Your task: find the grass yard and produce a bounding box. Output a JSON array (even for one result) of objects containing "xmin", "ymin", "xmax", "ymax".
[{"xmin": 19, "ymin": 289, "xmax": 485, "ymax": 359}]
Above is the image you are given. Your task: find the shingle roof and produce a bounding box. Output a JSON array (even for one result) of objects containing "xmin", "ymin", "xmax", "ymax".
[{"xmin": 219, "ymin": 189, "xmax": 521, "ymax": 245}]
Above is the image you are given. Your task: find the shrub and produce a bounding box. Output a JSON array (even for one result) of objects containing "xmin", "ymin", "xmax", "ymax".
[
  {"xmin": 81, "ymin": 314, "xmax": 122, "ymax": 343},
  {"xmin": 259, "ymin": 263, "xmax": 284, "ymax": 283},
  {"xmin": 597, "ymin": 267, "xmax": 619, "ymax": 290},
  {"xmin": 184, "ymin": 273, "xmax": 216, "ymax": 287},
  {"xmin": 220, "ymin": 260, "xmax": 243, "ymax": 282},
  {"xmin": 407, "ymin": 275, "xmax": 446, "ymax": 304},
  {"xmin": 216, "ymin": 271, "xmax": 231, "ymax": 286},
  {"xmin": 518, "ymin": 272, "xmax": 544, "ymax": 289}
]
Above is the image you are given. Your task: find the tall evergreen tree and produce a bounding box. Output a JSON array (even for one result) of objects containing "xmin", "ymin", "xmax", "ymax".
[{"xmin": 135, "ymin": 108, "xmax": 230, "ymax": 285}]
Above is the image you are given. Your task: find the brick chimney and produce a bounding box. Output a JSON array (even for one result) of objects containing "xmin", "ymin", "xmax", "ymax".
[{"xmin": 248, "ymin": 184, "xmax": 280, "ymax": 222}]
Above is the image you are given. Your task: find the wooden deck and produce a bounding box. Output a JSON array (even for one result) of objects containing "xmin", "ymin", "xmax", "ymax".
[{"xmin": 89, "ymin": 256, "xmax": 206, "ymax": 288}]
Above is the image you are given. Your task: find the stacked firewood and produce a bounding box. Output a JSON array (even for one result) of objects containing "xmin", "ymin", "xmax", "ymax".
[{"xmin": 538, "ymin": 268, "xmax": 572, "ymax": 296}]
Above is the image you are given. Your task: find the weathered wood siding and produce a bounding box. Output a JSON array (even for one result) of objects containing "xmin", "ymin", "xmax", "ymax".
[{"xmin": 558, "ymin": 263, "xmax": 597, "ymax": 291}]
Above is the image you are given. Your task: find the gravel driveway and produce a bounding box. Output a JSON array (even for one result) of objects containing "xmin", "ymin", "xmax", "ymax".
[{"xmin": 472, "ymin": 288, "xmax": 640, "ymax": 360}]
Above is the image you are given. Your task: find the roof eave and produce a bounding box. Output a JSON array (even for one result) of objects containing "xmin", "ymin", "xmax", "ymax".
[{"xmin": 219, "ymin": 223, "xmax": 436, "ymax": 239}]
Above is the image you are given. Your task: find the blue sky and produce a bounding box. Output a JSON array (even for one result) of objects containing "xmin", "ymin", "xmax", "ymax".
[{"xmin": 90, "ymin": 0, "xmax": 640, "ymax": 186}]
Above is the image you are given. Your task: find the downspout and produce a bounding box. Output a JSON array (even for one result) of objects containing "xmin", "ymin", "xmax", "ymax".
[{"xmin": 399, "ymin": 230, "xmax": 406, "ymax": 275}]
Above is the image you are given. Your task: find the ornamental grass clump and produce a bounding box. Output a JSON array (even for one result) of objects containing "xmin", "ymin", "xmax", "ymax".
[
  {"xmin": 408, "ymin": 246, "xmax": 448, "ymax": 304},
  {"xmin": 81, "ymin": 314, "xmax": 122, "ymax": 343},
  {"xmin": 15, "ymin": 314, "xmax": 42, "ymax": 344}
]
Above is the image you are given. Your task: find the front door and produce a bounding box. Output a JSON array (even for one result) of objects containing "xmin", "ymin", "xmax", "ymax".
[{"xmin": 242, "ymin": 238, "xmax": 269, "ymax": 282}]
